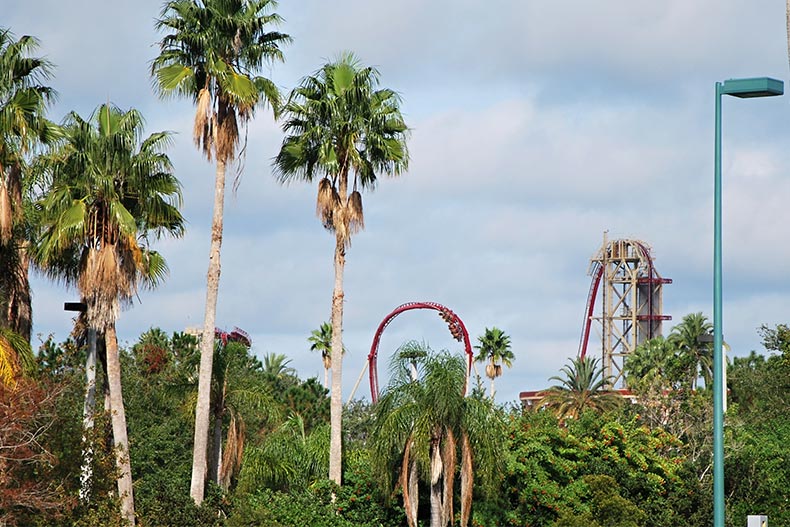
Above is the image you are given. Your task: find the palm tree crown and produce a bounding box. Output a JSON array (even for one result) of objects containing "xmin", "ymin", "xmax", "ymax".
[
  {"xmin": 36, "ymin": 105, "xmax": 184, "ymax": 329},
  {"xmin": 539, "ymin": 355, "xmax": 622, "ymax": 422},
  {"xmin": 152, "ymin": 0, "xmax": 290, "ymax": 163},
  {"xmin": 668, "ymin": 312, "xmax": 713, "ymax": 390},
  {"xmin": 36, "ymin": 104, "xmax": 184, "ymax": 324},
  {"xmin": 273, "ymin": 51, "xmax": 409, "ymax": 244},
  {"xmin": 474, "ymin": 326, "xmax": 514, "ymax": 397}
]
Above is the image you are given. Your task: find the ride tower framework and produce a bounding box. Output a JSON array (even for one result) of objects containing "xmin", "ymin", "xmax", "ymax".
[{"xmin": 579, "ymin": 234, "xmax": 671, "ymax": 387}]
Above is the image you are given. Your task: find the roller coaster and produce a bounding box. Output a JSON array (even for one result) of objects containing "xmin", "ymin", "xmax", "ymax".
[{"xmin": 366, "ymin": 302, "xmax": 473, "ymax": 403}]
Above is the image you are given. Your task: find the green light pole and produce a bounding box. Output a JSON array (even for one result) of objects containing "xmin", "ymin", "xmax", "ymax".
[{"xmin": 713, "ymin": 77, "xmax": 783, "ymax": 527}]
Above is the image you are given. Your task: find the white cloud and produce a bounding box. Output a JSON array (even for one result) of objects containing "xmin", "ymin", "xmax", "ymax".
[{"xmin": 14, "ymin": 0, "xmax": 790, "ymax": 407}]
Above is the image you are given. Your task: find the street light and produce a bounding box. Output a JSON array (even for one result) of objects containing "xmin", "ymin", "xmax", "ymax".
[{"xmin": 713, "ymin": 76, "xmax": 783, "ymax": 527}]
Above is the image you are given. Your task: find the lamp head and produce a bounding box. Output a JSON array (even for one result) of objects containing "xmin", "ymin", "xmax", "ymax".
[{"xmin": 722, "ymin": 77, "xmax": 784, "ymax": 98}]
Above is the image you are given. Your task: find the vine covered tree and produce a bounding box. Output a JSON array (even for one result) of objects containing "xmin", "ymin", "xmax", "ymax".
[
  {"xmin": 35, "ymin": 104, "xmax": 185, "ymax": 525},
  {"xmin": 0, "ymin": 29, "xmax": 58, "ymax": 342},
  {"xmin": 473, "ymin": 326, "xmax": 514, "ymax": 398},
  {"xmin": 274, "ymin": 52, "xmax": 409, "ymax": 484},
  {"xmin": 151, "ymin": 0, "xmax": 290, "ymax": 504}
]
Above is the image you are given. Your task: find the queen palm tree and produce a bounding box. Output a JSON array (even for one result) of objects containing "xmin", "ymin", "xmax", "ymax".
[
  {"xmin": 0, "ymin": 29, "xmax": 58, "ymax": 342},
  {"xmin": 539, "ymin": 356, "xmax": 622, "ymax": 422},
  {"xmin": 473, "ymin": 327, "xmax": 514, "ymax": 398},
  {"xmin": 274, "ymin": 52, "xmax": 409, "ymax": 484},
  {"xmin": 151, "ymin": 0, "xmax": 290, "ymax": 504},
  {"xmin": 668, "ymin": 312, "xmax": 713, "ymax": 390},
  {"xmin": 370, "ymin": 347, "xmax": 503, "ymax": 527},
  {"xmin": 35, "ymin": 104, "xmax": 184, "ymax": 525}
]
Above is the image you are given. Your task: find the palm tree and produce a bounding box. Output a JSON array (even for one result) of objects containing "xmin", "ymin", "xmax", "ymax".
[
  {"xmin": 539, "ymin": 356, "xmax": 622, "ymax": 422},
  {"xmin": 35, "ymin": 104, "xmax": 185, "ymax": 525},
  {"xmin": 206, "ymin": 341, "xmax": 280, "ymax": 490},
  {"xmin": 668, "ymin": 312, "xmax": 713, "ymax": 390},
  {"xmin": 273, "ymin": 52, "xmax": 409, "ymax": 484},
  {"xmin": 623, "ymin": 335, "xmax": 676, "ymax": 391},
  {"xmin": 0, "ymin": 29, "xmax": 58, "ymax": 342},
  {"xmin": 473, "ymin": 327, "xmax": 514, "ymax": 398},
  {"xmin": 151, "ymin": 0, "xmax": 290, "ymax": 504},
  {"xmin": 370, "ymin": 346, "xmax": 503, "ymax": 527},
  {"xmin": 309, "ymin": 322, "xmax": 333, "ymax": 388},
  {"xmin": 261, "ymin": 352, "xmax": 297, "ymax": 379}
]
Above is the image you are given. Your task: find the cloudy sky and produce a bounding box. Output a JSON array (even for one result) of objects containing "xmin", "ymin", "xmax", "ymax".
[{"xmin": 6, "ymin": 0, "xmax": 790, "ymax": 404}]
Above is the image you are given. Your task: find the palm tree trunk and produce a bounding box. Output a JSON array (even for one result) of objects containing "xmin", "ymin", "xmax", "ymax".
[
  {"xmin": 105, "ymin": 324, "xmax": 135, "ymax": 526},
  {"xmin": 324, "ymin": 366, "xmax": 329, "ymax": 390},
  {"xmin": 787, "ymin": 0, "xmax": 790, "ymax": 71},
  {"xmin": 208, "ymin": 398, "xmax": 223, "ymax": 485},
  {"xmin": 429, "ymin": 441, "xmax": 444, "ymax": 527},
  {"xmin": 400, "ymin": 440, "xmax": 418, "ymax": 527},
  {"xmin": 191, "ymin": 158, "xmax": 227, "ymax": 504},
  {"xmin": 328, "ymin": 231, "xmax": 345, "ymax": 484},
  {"xmin": 460, "ymin": 433, "xmax": 473, "ymax": 527},
  {"xmin": 80, "ymin": 328, "xmax": 97, "ymax": 502}
]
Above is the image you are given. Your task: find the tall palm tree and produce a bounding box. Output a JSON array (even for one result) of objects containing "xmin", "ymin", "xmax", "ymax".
[
  {"xmin": 539, "ymin": 356, "xmax": 622, "ymax": 422},
  {"xmin": 370, "ymin": 347, "xmax": 503, "ymax": 527},
  {"xmin": 35, "ymin": 104, "xmax": 185, "ymax": 525},
  {"xmin": 0, "ymin": 29, "xmax": 58, "ymax": 342},
  {"xmin": 473, "ymin": 327, "xmax": 514, "ymax": 398},
  {"xmin": 668, "ymin": 312, "xmax": 713, "ymax": 390},
  {"xmin": 274, "ymin": 52, "xmax": 409, "ymax": 484},
  {"xmin": 308, "ymin": 321, "xmax": 333, "ymax": 388},
  {"xmin": 151, "ymin": 0, "xmax": 290, "ymax": 504}
]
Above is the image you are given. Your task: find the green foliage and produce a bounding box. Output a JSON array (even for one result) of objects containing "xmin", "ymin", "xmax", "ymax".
[
  {"xmin": 229, "ymin": 475, "xmax": 399, "ymax": 527},
  {"xmin": 496, "ymin": 409, "xmax": 704, "ymax": 527}
]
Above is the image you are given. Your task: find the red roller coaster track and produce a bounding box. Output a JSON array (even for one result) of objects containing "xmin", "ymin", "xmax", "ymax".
[{"xmin": 367, "ymin": 301, "xmax": 474, "ymax": 403}]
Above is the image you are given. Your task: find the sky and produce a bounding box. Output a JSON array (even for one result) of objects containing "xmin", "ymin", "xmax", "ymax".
[{"xmin": 5, "ymin": 0, "xmax": 790, "ymax": 405}]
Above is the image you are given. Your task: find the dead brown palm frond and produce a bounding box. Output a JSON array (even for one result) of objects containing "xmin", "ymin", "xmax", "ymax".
[
  {"xmin": 79, "ymin": 245, "xmax": 125, "ymax": 331},
  {"xmin": 194, "ymin": 88, "xmax": 212, "ymax": 156},
  {"xmin": 0, "ymin": 181, "xmax": 12, "ymax": 243},
  {"xmin": 460, "ymin": 432, "xmax": 473, "ymax": 527},
  {"xmin": 219, "ymin": 411, "xmax": 246, "ymax": 491},
  {"xmin": 442, "ymin": 429, "xmax": 457, "ymax": 526},
  {"xmin": 315, "ymin": 178, "xmax": 337, "ymax": 227},
  {"xmin": 485, "ymin": 363, "xmax": 496, "ymax": 380},
  {"xmin": 216, "ymin": 109, "xmax": 239, "ymax": 163},
  {"xmin": 347, "ymin": 191, "xmax": 364, "ymax": 235}
]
